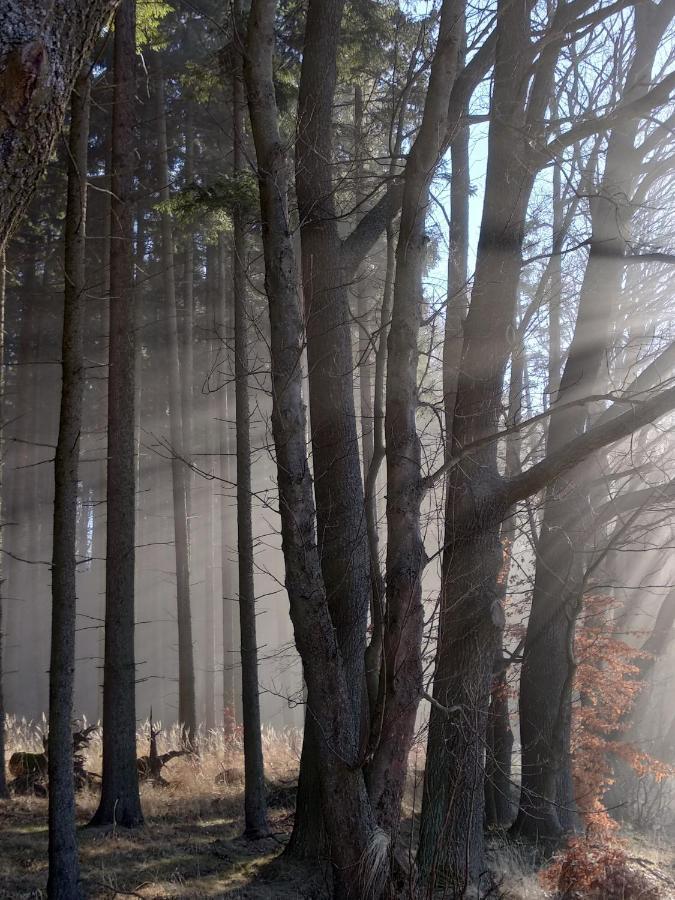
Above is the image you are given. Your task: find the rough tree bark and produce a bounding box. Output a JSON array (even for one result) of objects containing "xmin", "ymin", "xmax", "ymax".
[
  {"xmin": 288, "ymin": 0, "xmax": 372, "ymax": 858},
  {"xmin": 484, "ymin": 344, "xmax": 523, "ymax": 831},
  {"xmin": 152, "ymin": 54, "xmax": 197, "ymax": 741},
  {"xmin": 231, "ymin": 0, "xmax": 268, "ymax": 838},
  {"xmin": 0, "ymin": 247, "xmax": 7, "ymax": 801},
  {"xmin": 0, "ymin": 0, "xmax": 119, "ymax": 249},
  {"xmin": 48, "ymin": 68, "xmax": 90, "ymax": 899},
  {"xmin": 180, "ymin": 106, "xmax": 197, "ymax": 711},
  {"xmin": 89, "ymin": 0, "xmax": 143, "ymax": 829},
  {"xmin": 418, "ymin": 3, "xmax": 533, "ymax": 881},
  {"xmin": 603, "ymin": 586, "xmax": 675, "ymax": 816}
]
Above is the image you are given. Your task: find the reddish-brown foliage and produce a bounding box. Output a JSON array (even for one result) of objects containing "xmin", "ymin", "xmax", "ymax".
[
  {"xmin": 543, "ymin": 837, "xmax": 665, "ymax": 899},
  {"xmin": 571, "ymin": 594, "xmax": 672, "ymax": 833}
]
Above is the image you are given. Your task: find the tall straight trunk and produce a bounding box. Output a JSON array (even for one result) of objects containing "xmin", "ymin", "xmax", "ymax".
[
  {"xmin": 514, "ymin": 2, "xmax": 674, "ymax": 840},
  {"xmin": 200, "ymin": 235, "xmax": 217, "ymax": 733},
  {"xmin": 362, "ymin": 228, "xmax": 393, "ymax": 717},
  {"xmin": 245, "ymin": 3, "xmax": 381, "ymax": 894},
  {"xmin": 0, "ymin": 246, "xmax": 6, "ymax": 800},
  {"xmin": 362, "ymin": 69, "xmax": 413, "ymax": 717},
  {"xmin": 153, "ymin": 55, "xmax": 196, "ymax": 740},
  {"xmin": 484, "ymin": 342, "xmax": 524, "ymax": 830},
  {"xmin": 181, "ymin": 106, "xmax": 194, "ymax": 569},
  {"xmin": 354, "ymin": 84, "xmax": 374, "ymax": 482},
  {"xmin": 217, "ymin": 237, "xmax": 238, "ymax": 730},
  {"xmin": 434, "ymin": 80, "xmax": 473, "ymax": 844},
  {"xmin": 442, "ymin": 104, "xmax": 470, "ymax": 446},
  {"xmin": 547, "ymin": 162, "xmax": 563, "ymax": 411},
  {"xmin": 232, "ymin": 2, "xmax": 268, "ymax": 837},
  {"xmin": 47, "ymin": 68, "xmax": 90, "ymax": 900},
  {"xmin": 181, "ymin": 112, "xmax": 195, "ymax": 482},
  {"xmin": 90, "ymin": 0, "xmax": 143, "ymax": 828},
  {"xmin": 203, "ymin": 430, "xmax": 216, "ymax": 731}
]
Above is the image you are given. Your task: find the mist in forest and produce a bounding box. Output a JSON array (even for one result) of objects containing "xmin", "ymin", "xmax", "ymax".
[{"xmin": 2, "ymin": 0, "xmax": 675, "ymax": 898}]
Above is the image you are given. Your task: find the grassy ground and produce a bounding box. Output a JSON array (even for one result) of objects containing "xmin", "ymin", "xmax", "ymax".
[
  {"xmin": 1, "ymin": 718, "xmax": 330, "ymax": 899},
  {"xmin": 3, "ymin": 717, "xmax": 674, "ymax": 898}
]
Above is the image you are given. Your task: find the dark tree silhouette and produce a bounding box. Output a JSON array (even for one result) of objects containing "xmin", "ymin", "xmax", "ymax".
[{"xmin": 90, "ymin": 0, "xmax": 143, "ymax": 829}]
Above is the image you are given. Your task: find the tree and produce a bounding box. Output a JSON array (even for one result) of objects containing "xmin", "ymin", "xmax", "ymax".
[
  {"xmin": 231, "ymin": 0, "xmax": 268, "ymax": 838},
  {"xmin": 89, "ymin": 0, "xmax": 143, "ymax": 828},
  {"xmin": 217, "ymin": 235, "xmax": 238, "ymax": 733},
  {"xmin": 152, "ymin": 53, "xmax": 197, "ymax": 742},
  {"xmin": 0, "ymin": 0, "xmax": 119, "ymax": 249},
  {"xmin": 367, "ymin": 0, "xmax": 465, "ymax": 835},
  {"xmin": 47, "ymin": 66, "xmax": 90, "ymax": 899},
  {"xmin": 419, "ymin": 0, "xmax": 675, "ymax": 883},
  {"xmin": 515, "ymin": 0, "xmax": 675, "ymax": 840},
  {"xmin": 244, "ymin": 0, "xmax": 383, "ymax": 892},
  {"xmin": 288, "ymin": 0, "xmax": 371, "ymax": 856}
]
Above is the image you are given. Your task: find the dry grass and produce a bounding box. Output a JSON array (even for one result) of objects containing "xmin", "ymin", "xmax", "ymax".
[
  {"xmin": 4, "ymin": 718, "xmax": 674, "ymax": 898},
  {"xmin": 0, "ymin": 716, "xmax": 329, "ymax": 899}
]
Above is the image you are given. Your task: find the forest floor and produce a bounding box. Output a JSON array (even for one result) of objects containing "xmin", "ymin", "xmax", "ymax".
[
  {"xmin": 2, "ymin": 718, "xmax": 675, "ymax": 899},
  {"xmin": 1, "ymin": 719, "xmax": 329, "ymax": 899}
]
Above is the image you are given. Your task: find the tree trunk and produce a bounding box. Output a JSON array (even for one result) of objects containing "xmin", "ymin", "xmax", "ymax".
[
  {"xmin": 47, "ymin": 68, "xmax": 90, "ymax": 899},
  {"xmin": 152, "ymin": 54, "xmax": 197, "ymax": 741},
  {"xmin": 232, "ymin": 2, "xmax": 268, "ymax": 837},
  {"xmin": 0, "ymin": 246, "xmax": 7, "ymax": 801},
  {"xmin": 245, "ymin": 2, "xmax": 380, "ymax": 893},
  {"xmin": 514, "ymin": 2, "xmax": 673, "ymax": 840},
  {"xmin": 287, "ymin": 0, "xmax": 373, "ymax": 858},
  {"xmin": 363, "ymin": 76, "xmax": 412, "ymax": 721},
  {"xmin": 354, "ymin": 84, "xmax": 374, "ymax": 483},
  {"xmin": 367, "ymin": 0, "xmax": 465, "ymax": 839},
  {"xmin": 217, "ymin": 237, "xmax": 238, "ymax": 732},
  {"xmin": 484, "ymin": 348, "xmax": 523, "ymax": 832},
  {"xmin": 418, "ymin": 0, "xmax": 533, "ymax": 881},
  {"xmin": 0, "ymin": 0, "xmax": 119, "ymax": 248},
  {"xmin": 89, "ymin": 0, "xmax": 143, "ymax": 829}
]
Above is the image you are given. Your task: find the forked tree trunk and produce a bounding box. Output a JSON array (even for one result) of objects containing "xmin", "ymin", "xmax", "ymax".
[
  {"xmin": 232, "ymin": 1, "xmax": 268, "ymax": 838},
  {"xmin": 288, "ymin": 0, "xmax": 371, "ymax": 858},
  {"xmin": 48, "ymin": 68, "xmax": 90, "ymax": 900},
  {"xmin": 90, "ymin": 0, "xmax": 143, "ymax": 829},
  {"xmin": 245, "ymin": 2, "xmax": 379, "ymax": 894},
  {"xmin": 153, "ymin": 55, "xmax": 197, "ymax": 741}
]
